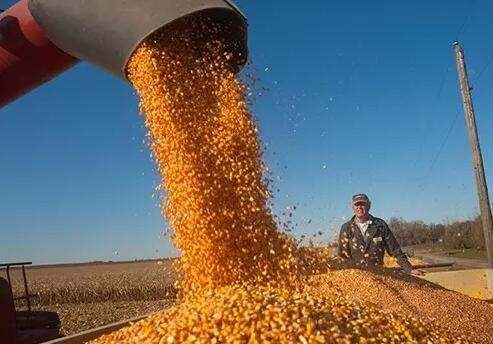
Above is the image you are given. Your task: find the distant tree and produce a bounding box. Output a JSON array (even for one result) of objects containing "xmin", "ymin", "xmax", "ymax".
[
  {"xmin": 386, "ymin": 215, "xmax": 484, "ymax": 251},
  {"xmin": 433, "ymin": 224, "xmax": 446, "ymax": 242},
  {"xmin": 471, "ymin": 215, "xmax": 485, "ymax": 250}
]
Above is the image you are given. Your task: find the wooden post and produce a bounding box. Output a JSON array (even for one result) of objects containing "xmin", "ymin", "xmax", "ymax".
[{"xmin": 454, "ymin": 42, "xmax": 493, "ymax": 268}]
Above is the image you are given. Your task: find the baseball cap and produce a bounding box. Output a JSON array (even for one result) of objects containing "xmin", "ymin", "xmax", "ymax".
[{"xmin": 352, "ymin": 193, "xmax": 370, "ymax": 205}]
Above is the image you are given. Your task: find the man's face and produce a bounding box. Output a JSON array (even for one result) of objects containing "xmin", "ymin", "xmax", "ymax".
[{"xmin": 352, "ymin": 202, "xmax": 369, "ymax": 218}]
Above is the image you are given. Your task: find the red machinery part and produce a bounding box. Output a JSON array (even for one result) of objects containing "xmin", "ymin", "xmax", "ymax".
[
  {"xmin": 0, "ymin": 0, "xmax": 78, "ymax": 108},
  {"xmin": 0, "ymin": 0, "xmax": 247, "ymax": 109}
]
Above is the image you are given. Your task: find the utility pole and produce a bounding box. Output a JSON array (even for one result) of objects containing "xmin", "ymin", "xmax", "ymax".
[{"xmin": 454, "ymin": 42, "xmax": 493, "ymax": 268}]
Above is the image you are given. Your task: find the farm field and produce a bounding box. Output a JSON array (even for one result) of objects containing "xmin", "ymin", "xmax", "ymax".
[{"xmin": 2, "ymin": 260, "xmax": 179, "ymax": 335}]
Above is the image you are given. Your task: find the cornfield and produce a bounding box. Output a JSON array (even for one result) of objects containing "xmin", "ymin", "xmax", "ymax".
[{"xmin": 2, "ymin": 260, "xmax": 178, "ymax": 307}]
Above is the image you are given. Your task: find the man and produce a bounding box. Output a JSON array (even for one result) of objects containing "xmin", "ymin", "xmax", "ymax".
[{"xmin": 338, "ymin": 193, "xmax": 424, "ymax": 276}]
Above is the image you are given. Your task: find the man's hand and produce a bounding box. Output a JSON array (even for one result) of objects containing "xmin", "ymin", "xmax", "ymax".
[{"xmin": 410, "ymin": 269, "xmax": 425, "ymax": 276}]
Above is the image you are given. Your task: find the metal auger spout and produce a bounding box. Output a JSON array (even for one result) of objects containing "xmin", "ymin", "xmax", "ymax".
[{"xmin": 0, "ymin": 0, "xmax": 248, "ymax": 108}]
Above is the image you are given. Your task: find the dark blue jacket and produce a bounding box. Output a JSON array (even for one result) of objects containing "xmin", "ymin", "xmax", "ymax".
[{"xmin": 338, "ymin": 215, "xmax": 413, "ymax": 272}]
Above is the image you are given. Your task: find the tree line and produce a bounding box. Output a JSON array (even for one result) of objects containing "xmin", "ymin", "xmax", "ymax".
[{"xmin": 388, "ymin": 215, "xmax": 485, "ymax": 250}]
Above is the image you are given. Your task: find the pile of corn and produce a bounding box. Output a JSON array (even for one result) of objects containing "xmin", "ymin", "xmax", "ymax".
[
  {"xmin": 309, "ymin": 263, "xmax": 493, "ymax": 343},
  {"xmin": 90, "ymin": 21, "xmax": 488, "ymax": 343},
  {"xmin": 93, "ymin": 284, "xmax": 456, "ymax": 343}
]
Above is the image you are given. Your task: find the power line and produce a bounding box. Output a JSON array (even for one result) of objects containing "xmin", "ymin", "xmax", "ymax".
[
  {"xmin": 411, "ymin": 63, "xmax": 453, "ymax": 170},
  {"xmin": 472, "ymin": 49, "xmax": 493, "ymax": 86},
  {"xmin": 417, "ymin": 0, "xmax": 477, "ymax": 186},
  {"xmin": 421, "ymin": 45, "xmax": 493, "ymax": 190},
  {"xmin": 419, "ymin": 109, "xmax": 461, "ymax": 189},
  {"xmin": 454, "ymin": 0, "xmax": 476, "ymax": 41},
  {"xmin": 435, "ymin": 66, "xmax": 451, "ymax": 100}
]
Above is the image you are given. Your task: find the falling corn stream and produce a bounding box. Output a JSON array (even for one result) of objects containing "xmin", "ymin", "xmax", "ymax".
[{"xmin": 90, "ymin": 23, "xmax": 493, "ymax": 344}]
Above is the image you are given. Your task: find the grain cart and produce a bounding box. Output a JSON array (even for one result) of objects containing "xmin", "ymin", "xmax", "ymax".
[{"xmin": 38, "ymin": 263, "xmax": 493, "ymax": 344}]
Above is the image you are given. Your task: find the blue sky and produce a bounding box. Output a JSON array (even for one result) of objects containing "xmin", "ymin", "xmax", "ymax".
[{"xmin": 1, "ymin": 0, "xmax": 492, "ymax": 264}]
